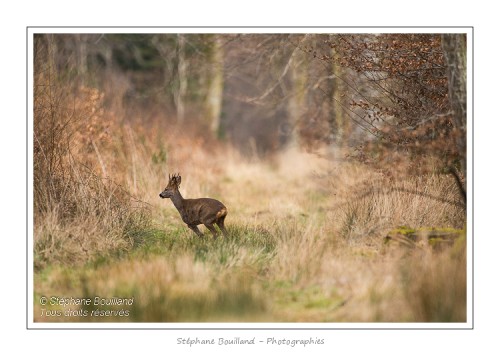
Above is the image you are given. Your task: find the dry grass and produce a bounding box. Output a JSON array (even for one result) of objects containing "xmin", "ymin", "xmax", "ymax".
[{"xmin": 326, "ymin": 162, "xmax": 465, "ymax": 242}]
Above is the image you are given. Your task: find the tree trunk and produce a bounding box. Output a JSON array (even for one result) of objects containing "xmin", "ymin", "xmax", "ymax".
[
  {"xmin": 442, "ymin": 34, "xmax": 467, "ymax": 199},
  {"xmin": 176, "ymin": 34, "xmax": 187, "ymax": 123},
  {"xmin": 327, "ymin": 36, "xmax": 350, "ymax": 147},
  {"xmin": 75, "ymin": 34, "xmax": 88, "ymax": 81},
  {"xmin": 206, "ymin": 35, "xmax": 224, "ymax": 137},
  {"xmin": 329, "ymin": 39, "xmax": 347, "ymax": 145},
  {"xmin": 286, "ymin": 47, "xmax": 307, "ymax": 148}
]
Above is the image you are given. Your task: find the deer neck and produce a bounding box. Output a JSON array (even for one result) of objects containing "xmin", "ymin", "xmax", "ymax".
[{"xmin": 169, "ymin": 190, "xmax": 186, "ymax": 213}]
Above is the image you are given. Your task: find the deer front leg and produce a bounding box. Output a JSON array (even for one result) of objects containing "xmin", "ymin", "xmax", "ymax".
[
  {"xmin": 204, "ymin": 223, "xmax": 218, "ymax": 238},
  {"xmin": 187, "ymin": 224, "xmax": 203, "ymax": 237}
]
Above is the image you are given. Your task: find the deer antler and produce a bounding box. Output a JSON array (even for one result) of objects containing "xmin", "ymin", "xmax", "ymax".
[{"xmin": 168, "ymin": 173, "xmax": 181, "ymax": 186}]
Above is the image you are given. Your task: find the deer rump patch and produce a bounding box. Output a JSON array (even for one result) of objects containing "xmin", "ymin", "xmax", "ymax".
[{"xmin": 216, "ymin": 207, "xmax": 227, "ymax": 220}]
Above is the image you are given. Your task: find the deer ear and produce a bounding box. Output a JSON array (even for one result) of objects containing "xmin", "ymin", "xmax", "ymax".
[{"xmin": 176, "ymin": 175, "xmax": 181, "ymax": 186}]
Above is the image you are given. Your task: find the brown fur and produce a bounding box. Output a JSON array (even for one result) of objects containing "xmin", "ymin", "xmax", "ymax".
[{"xmin": 159, "ymin": 174, "xmax": 228, "ymax": 238}]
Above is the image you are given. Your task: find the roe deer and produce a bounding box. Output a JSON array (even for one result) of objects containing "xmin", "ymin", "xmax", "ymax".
[{"xmin": 159, "ymin": 173, "xmax": 228, "ymax": 238}]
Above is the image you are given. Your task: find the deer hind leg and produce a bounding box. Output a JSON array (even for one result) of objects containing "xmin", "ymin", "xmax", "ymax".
[
  {"xmin": 204, "ymin": 223, "xmax": 218, "ymax": 238},
  {"xmin": 216, "ymin": 216, "xmax": 228, "ymax": 237},
  {"xmin": 188, "ymin": 224, "xmax": 203, "ymax": 237}
]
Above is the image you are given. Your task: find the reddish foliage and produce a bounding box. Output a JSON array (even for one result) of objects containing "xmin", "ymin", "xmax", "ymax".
[{"xmin": 318, "ymin": 34, "xmax": 465, "ymax": 178}]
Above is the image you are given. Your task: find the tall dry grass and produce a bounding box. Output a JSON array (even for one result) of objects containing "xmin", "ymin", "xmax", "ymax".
[{"xmin": 326, "ymin": 163, "xmax": 465, "ymax": 242}]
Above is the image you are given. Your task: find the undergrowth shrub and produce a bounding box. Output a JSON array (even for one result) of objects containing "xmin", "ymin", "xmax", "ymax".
[{"xmin": 34, "ymin": 36, "xmax": 150, "ymax": 269}]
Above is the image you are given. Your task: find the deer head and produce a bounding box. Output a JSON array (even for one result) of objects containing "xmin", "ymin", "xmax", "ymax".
[{"xmin": 159, "ymin": 173, "xmax": 182, "ymax": 199}]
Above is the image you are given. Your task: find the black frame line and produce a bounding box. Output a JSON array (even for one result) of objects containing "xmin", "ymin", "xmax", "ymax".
[{"xmin": 26, "ymin": 26, "xmax": 474, "ymax": 331}]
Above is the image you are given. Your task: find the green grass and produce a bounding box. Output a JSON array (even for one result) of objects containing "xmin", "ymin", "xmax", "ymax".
[
  {"xmin": 34, "ymin": 222, "xmax": 280, "ymax": 322},
  {"xmin": 270, "ymin": 281, "xmax": 346, "ymax": 322}
]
